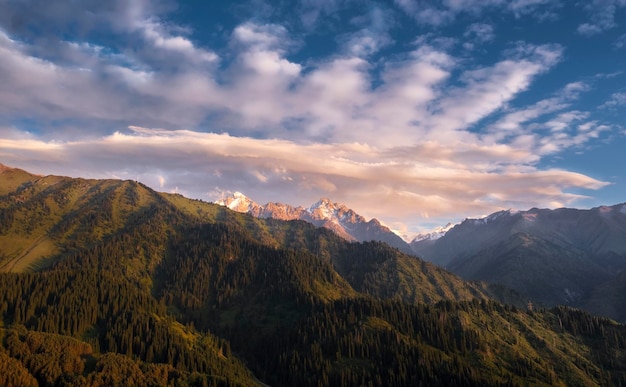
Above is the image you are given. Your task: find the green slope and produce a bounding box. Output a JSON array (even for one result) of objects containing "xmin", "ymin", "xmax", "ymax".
[{"xmin": 0, "ymin": 169, "xmax": 170, "ymax": 273}]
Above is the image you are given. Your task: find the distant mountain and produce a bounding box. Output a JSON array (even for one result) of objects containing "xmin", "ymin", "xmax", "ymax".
[
  {"xmin": 411, "ymin": 222, "xmax": 455, "ymax": 243},
  {"xmin": 216, "ymin": 192, "xmax": 414, "ymax": 254},
  {"xmin": 583, "ymin": 268, "xmax": 626, "ymax": 323},
  {"xmin": 412, "ymin": 205, "xmax": 626, "ymax": 320}
]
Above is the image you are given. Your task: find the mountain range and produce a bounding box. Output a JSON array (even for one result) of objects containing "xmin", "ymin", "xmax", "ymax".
[
  {"xmin": 1, "ymin": 163, "xmax": 626, "ymax": 386},
  {"xmin": 217, "ymin": 191, "xmax": 626, "ymax": 322},
  {"xmin": 216, "ymin": 191, "xmax": 414, "ymax": 254},
  {"xmin": 411, "ymin": 205, "xmax": 626, "ymax": 321}
]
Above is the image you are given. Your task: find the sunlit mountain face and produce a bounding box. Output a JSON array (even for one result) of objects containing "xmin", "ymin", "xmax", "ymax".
[{"xmin": 216, "ymin": 191, "xmax": 414, "ymax": 253}]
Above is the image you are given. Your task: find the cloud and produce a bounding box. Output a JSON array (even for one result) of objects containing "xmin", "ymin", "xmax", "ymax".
[
  {"xmin": 394, "ymin": 0, "xmax": 503, "ymax": 26},
  {"xmin": 0, "ymin": 8, "xmax": 571, "ymax": 150},
  {"xmin": 425, "ymin": 43, "xmax": 562, "ymax": 138},
  {"xmin": 600, "ymin": 92, "xmax": 626, "ymax": 109},
  {"xmin": 577, "ymin": 0, "xmax": 626, "ymax": 35},
  {"xmin": 483, "ymin": 80, "xmax": 616, "ymax": 156},
  {"xmin": 464, "ymin": 23, "xmax": 495, "ymax": 45},
  {"xmin": 340, "ymin": 6, "xmax": 395, "ymax": 57},
  {"xmin": 507, "ymin": 0, "xmax": 557, "ymax": 16},
  {"xmin": 0, "ymin": 126, "xmax": 609, "ymax": 235},
  {"xmin": 394, "ymin": 0, "xmax": 558, "ymax": 25},
  {"xmin": 296, "ymin": 0, "xmax": 344, "ymax": 29},
  {"xmin": 135, "ymin": 18, "xmax": 219, "ymax": 66}
]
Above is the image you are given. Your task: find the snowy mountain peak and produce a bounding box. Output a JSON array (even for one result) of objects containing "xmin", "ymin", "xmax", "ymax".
[
  {"xmin": 467, "ymin": 210, "xmax": 514, "ymax": 226},
  {"xmin": 309, "ymin": 197, "xmax": 331, "ymax": 210},
  {"xmin": 213, "ymin": 193, "xmax": 414, "ymax": 254},
  {"xmin": 215, "ymin": 191, "xmax": 259, "ymax": 213},
  {"xmin": 309, "ymin": 197, "xmax": 335, "ymax": 211},
  {"xmin": 307, "ymin": 198, "xmax": 352, "ymax": 220},
  {"xmin": 411, "ymin": 222, "xmax": 455, "ymax": 243}
]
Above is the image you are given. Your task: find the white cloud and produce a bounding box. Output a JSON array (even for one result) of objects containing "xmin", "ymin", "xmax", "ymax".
[
  {"xmin": 395, "ymin": 0, "xmax": 557, "ymax": 25},
  {"xmin": 486, "ymin": 81, "xmax": 591, "ymax": 148},
  {"xmin": 0, "ymin": 14, "xmax": 568, "ymax": 149},
  {"xmin": 464, "ymin": 23, "xmax": 495, "ymax": 44},
  {"xmin": 297, "ymin": 0, "xmax": 344, "ymax": 29},
  {"xmin": 0, "ymin": 127, "xmax": 609, "ymax": 235},
  {"xmin": 508, "ymin": 0, "xmax": 555, "ymax": 14},
  {"xmin": 577, "ymin": 0, "xmax": 626, "ymax": 35},
  {"xmin": 233, "ymin": 23, "xmax": 293, "ymax": 51},
  {"xmin": 426, "ymin": 44, "xmax": 562, "ymax": 138},
  {"xmin": 600, "ymin": 92, "xmax": 626, "ymax": 108},
  {"xmin": 342, "ymin": 6, "xmax": 395, "ymax": 57},
  {"xmin": 138, "ymin": 18, "xmax": 219, "ymax": 64}
]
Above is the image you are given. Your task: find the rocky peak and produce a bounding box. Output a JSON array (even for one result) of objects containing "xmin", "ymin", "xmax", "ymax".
[
  {"xmin": 411, "ymin": 222, "xmax": 455, "ymax": 243},
  {"xmin": 216, "ymin": 192, "xmax": 259, "ymax": 213},
  {"xmin": 214, "ymin": 192, "xmax": 414, "ymax": 254}
]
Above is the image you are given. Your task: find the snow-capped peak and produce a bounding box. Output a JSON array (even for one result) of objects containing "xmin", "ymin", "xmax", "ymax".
[
  {"xmin": 215, "ymin": 191, "xmax": 259, "ymax": 213},
  {"xmin": 412, "ymin": 223, "xmax": 455, "ymax": 243},
  {"xmin": 308, "ymin": 198, "xmax": 338, "ymax": 219},
  {"xmin": 211, "ymin": 192, "xmax": 413, "ymax": 253},
  {"xmin": 309, "ymin": 197, "xmax": 333, "ymax": 210},
  {"xmin": 468, "ymin": 209, "xmax": 514, "ymax": 225}
]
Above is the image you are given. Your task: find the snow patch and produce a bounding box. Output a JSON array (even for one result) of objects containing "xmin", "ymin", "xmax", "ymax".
[
  {"xmin": 215, "ymin": 191, "xmax": 258, "ymax": 212},
  {"xmin": 308, "ymin": 198, "xmax": 337, "ymax": 219},
  {"xmin": 471, "ymin": 211, "xmax": 504, "ymax": 225},
  {"xmin": 412, "ymin": 223, "xmax": 455, "ymax": 242}
]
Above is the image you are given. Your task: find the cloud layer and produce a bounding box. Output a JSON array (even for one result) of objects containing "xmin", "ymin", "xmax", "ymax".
[{"xmin": 0, "ymin": 126, "xmax": 609, "ymax": 236}]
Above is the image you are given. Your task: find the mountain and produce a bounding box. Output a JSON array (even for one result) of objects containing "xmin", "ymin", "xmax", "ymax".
[
  {"xmin": 0, "ymin": 163, "xmax": 504, "ymax": 305},
  {"xmin": 412, "ymin": 205, "xmax": 626, "ymax": 320},
  {"xmin": 2, "ymin": 164, "xmax": 626, "ymax": 386},
  {"xmin": 411, "ymin": 222, "xmax": 455, "ymax": 243},
  {"xmin": 408, "ymin": 222, "xmax": 455, "ymax": 257},
  {"xmin": 216, "ymin": 192, "xmax": 414, "ymax": 254},
  {"xmin": 583, "ymin": 268, "xmax": 626, "ymax": 322}
]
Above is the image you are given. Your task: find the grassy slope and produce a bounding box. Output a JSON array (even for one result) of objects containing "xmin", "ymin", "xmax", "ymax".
[{"xmin": 0, "ymin": 169, "xmax": 165, "ymax": 272}]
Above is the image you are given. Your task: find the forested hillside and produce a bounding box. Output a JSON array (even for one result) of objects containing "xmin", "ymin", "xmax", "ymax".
[{"xmin": 1, "ymin": 165, "xmax": 626, "ymax": 386}]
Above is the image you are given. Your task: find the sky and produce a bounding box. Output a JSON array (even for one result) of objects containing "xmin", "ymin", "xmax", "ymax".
[{"xmin": 0, "ymin": 0, "xmax": 625, "ymax": 239}]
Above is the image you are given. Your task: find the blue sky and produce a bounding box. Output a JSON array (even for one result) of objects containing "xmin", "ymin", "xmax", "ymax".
[{"xmin": 0, "ymin": 0, "xmax": 625, "ymax": 238}]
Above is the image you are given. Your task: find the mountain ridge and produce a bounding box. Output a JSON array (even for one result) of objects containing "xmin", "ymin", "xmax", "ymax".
[
  {"xmin": 216, "ymin": 191, "xmax": 415, "ymax": 254},
  {"xmin": 412, "ymin": 203, "xmax": 626, "ymax": 321}
]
